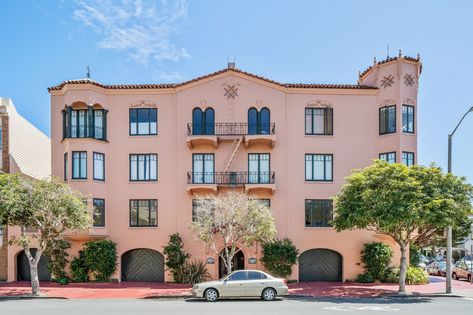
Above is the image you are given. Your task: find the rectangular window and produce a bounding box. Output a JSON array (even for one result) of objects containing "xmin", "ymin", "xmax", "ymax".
[
  {"xmin": 93, "ymin": 152, "xmax": 105, "ymax": 181},
  {"xmin": 94, "ymin": 110, "xmax": 104, "ymax": 139},
  {"xmin": 402, "ymin": 152, "xmax": 415, "ymax": 166},
  {"xmin": 130, "ymin": 154, "xmax": 157, "ymax": 181},
  {"xmin": 305, "ymin": 199, "xmax": 333, "ymax": 227},
  {"xmin": 379, "ymin": 105, "xmax": 396, "ymax": 135},
  {"xmin": 305, "ymin": 154, "xmax": 333, "ymax": 181},
  {"xmin": 379, "ymin": 152, "xmax": 396, "ymax": 164},
  {"xmin": 64, "ymin": 153, "xmax": 68, "ymax": 181},
  {"xmin": 93, "ymin": 198, "xmax": 105, "ymax": 227},
  {"xmin": 130, "ymin": 199, "xmax": 157, "ymax": 227},
  {"xmin": 192, "ymin": 154, "xmax": 214, "ymax": 184},
  {"xmin": 248, "ymin": 153, "xmax": 270, "ymax": 183},
  {"xmin": 129, "ymin": 108, "xmax": 157, "ymax": 135},
  {"xmin": 305, "ymin": 107, "xmax": 333, "ymax": 135},
  {"xmin": 65, "ymin": 108, "xmax": 106, "ymax": 140},
  {"xmin": 260, "ymin": 199, "xmax": 271, "ymax": 209},
  {"xmin": 402, "ymin": 105, "xmax": 415, "ymax": 133},
  {"xmin": 72, "ymin": 151, "xmax": 87, "ymax": 179}
]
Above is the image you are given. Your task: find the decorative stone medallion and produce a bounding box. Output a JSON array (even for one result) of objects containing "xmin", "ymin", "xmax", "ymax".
[{"xmin": 224, "ymin": 84, "xmax": 239, "ymax": 99}]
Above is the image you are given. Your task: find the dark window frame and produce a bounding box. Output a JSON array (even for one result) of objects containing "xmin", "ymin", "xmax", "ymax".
[
  {"xmin": 192, "ymin": 107, "xmax": 215, "ymax": 135},
  {"xmin": 248, "ymin": 153, "xmax": 271, "ymax": 184},
  {"xmin": 248, "ymin": 107, "xmax": 271, "ymax": 135},
  {"xmin": 93, "ymin": 198, "xmax": 105, "ymax": 227},
  {"xmin": 63, "ymin": 107, "xmax": 107, "ymax": 140},
  {"xmin": 129, "ymin": 199, "xmax": 158, "ymax": 227},
  {"xmin": 129, "ymin": 153, "xmax": 158, "ymax": 182},
  {"xmin": 379, "ymin": 151, "xmax": 397, "ymax": 164},
  {"xmin": 129, "ymin": 108, "xmax": 158, "ymax": 136},
  {"xmin": 93, "ymin": 152, "xmax": 105, "ymax": 181},
  {"xmin": 71, "ymin": 151, "xmax": 87, "ymax": 180},
  {"xmin": 305, "ymin": 154, "xmax": 334, "ymax": 182},
  {"xmin": 402, "ymin": 105, "xmax": 415, "ymax": 134},
  {"xmin": 192, "ymin": 153, "xmax": 215, "ymax": 184},
  {"xmin": 64, "ymin": 152, "xmax": 68, "ymax": 181},
  {"xmin": 305, "ymin": 107, "xmax": 334, "ymax": 135},
  {"xmin": 379, "ymin": 105, "xmax": 396, "ymax": 135},
  {"xmin": 305, "ymin": 199, "xmax": 333, "ymax": 227},
  {"xmin": 402, "ymin": 151, "xmax": 415, "ymax": 166}
]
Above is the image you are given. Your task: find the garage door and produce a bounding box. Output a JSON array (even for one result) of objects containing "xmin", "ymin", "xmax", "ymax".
[
  {"xmin": 17, "ymin": 249, "xmax": 51, "ymax": 281},
  {"xmin": 121, "ymin": 249, "xmax": 164, "ymax": 282},
  {"xmin": 299, "ymin": 249, "xmax": 342, "ymax": 282}
]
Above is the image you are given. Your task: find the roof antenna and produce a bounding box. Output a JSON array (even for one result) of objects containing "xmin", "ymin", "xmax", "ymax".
[
  {"xmin": 86, "ymin": 65, "xmax": 91, "ymax": 79},
  {"xmin": 387, "ymin": 44, "xmax": 390, "ymax": 59}
]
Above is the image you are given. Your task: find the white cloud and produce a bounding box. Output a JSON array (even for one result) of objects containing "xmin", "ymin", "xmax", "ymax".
[{"xmin": 73, "ymin": 0, "xmax": 190, "ymax": 64}]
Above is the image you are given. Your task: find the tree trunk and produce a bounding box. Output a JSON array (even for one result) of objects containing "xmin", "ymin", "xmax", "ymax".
[
  {"xmin": 398, "ymin": 242, "xmax": 407, "ymax": 294},
  {"xmin": 29, "ymin": 263, "xmax": 41, "ymax": 296}
]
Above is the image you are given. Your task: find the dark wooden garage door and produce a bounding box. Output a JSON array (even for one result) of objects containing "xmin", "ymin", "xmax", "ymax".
[
  {"xmin": 121, "ymin": 249, "xmax": 164, "ymax": 282},
  {"xmin": 17, "ymin": 249, "xmax": 51, "ymax": 281},
  {"xmin": 299, "ymin": 249, "xmax": 342, "ymax": 282}
]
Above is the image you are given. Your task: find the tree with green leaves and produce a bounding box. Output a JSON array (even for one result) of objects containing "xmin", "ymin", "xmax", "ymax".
[
  {"xmin": 0, "ymin": 174, "xmax": 91, "ymax": 296},
  {"xmin": 190, "ymin": 191, "xmax": 276, "ymax": 275},
  {"xmin": 333, "ymin": 161, "xmax": 473, "ymax": 293}
]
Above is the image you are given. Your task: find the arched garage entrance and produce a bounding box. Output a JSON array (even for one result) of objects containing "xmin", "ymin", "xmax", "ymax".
[
  {"xmin": 219, "ymin": 249, "xmax": 245, "ymax": 278},
  {"xmin": 17, "ymin": 249, "xmax": 51, "ymax": 281},
  {"xmin": 299, "ymin": 249, "xmax": 342, "ymax": 282},
  {"xmin": 121, "ymin": 249, "xmax": 164, "ymax": 282}
]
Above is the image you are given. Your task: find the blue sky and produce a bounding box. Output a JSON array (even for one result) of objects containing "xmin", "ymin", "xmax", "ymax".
[{"xmin": 0, "ymin": 0, "xmax": 472, "ymax": 181}]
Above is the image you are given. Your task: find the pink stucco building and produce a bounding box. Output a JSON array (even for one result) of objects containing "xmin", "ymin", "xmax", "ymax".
[{"xmin": 6, "ymin": 53, "xmax": 421, "ymax": 283}]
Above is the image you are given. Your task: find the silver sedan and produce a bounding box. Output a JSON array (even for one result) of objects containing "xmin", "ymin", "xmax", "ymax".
[{"xmin": 192, "ymin": 270, "xmax": 289, "ymax": 302}]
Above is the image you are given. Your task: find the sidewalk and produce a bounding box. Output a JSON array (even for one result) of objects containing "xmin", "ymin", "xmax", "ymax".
[{"xmin": 0, "ymin": 276, "xmax": 472, "ymax": 299}]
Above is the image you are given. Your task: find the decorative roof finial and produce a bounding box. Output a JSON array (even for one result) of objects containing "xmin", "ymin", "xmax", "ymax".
[
  {"xmin": 86, "ymin": 65, "xmax": 91, "ymax": 79},
  {"xmin": 398, "ymin": 49, "xmax": 402, "ymax": 58},
  {"xmin": 373, "ymin": 56, "xmax": 377, "ymax": 64},
  {"xmin": 387, "ymin": 44, "xmax": 390, "ymax": 58},
  {"xmin": 417, "ymin": 53, "xmax": 421, "ymax": 60}
]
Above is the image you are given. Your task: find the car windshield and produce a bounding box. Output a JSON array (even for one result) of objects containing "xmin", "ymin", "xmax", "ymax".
[{"xmin": 438, "ymin": 262, "xmax": 446, "ymax": 267}]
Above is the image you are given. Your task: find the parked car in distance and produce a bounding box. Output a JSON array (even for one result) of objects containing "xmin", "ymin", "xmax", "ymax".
[
  {"xmin": 192, "ymin": 270, "xmax": 288, "ymax": 302},
  {"xmin": 427, "ymin": 261, "xmax": 447, "ymax": 276},
  {"xmin": 452, "ymin": 261, "xmax": 472, "ymax": 282}
]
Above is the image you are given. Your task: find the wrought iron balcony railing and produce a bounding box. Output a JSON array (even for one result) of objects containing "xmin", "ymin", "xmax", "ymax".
[
  {"xmin": 187, "ymin": 123, "xmax": 275, "ymax": 136},
  {"xmin": 187, "ymin": 171, "xmax": 275, "ymax": 185}
]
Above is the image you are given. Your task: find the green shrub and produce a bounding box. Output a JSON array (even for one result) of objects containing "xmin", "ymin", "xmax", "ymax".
[
  {"xmin": 70, "ymin": 251, "xmax": 88, "ymax": 282},
  {"xmin": 379, "ymin": 267, "xmax": 429, "ymax": 285},
  {"xmin": 44, "ymin": 239, "xmax": 71, "ymax": 280},
  {"xmin": 181, "ymin": 260, "xmax": 210, "ymax": 284},
  {"xmin": 83, "ymin": 240, "xmax": 117, "ymax": 281},
  {"xmin": 261, "ymin": 238, "xmax": 299, "ymax": 278},
  {"xmin": 356, "ymin": 273, "xmax": 374, "ymax": 283},
  {"xmin": 406, "ymin": 267, "xmax": 429, "ymax": 285},
  {"xmin": 163, "ymin": 233, "xmax": 190, "ymax": 283},
  {"xmin": 58, "ymin": 277, "xmax": 70, "ymax": 285},
  {"xmin": 381, "ymin": 267, "xmax": 399, "ymax": 283},
  {"xmin": 360, "ymin": 242, "xmax": 393, "ymax": 281}
]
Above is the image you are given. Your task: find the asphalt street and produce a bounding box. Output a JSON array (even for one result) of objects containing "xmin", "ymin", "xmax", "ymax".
[{"xmin": 1, "ymin": 296, "xmax": 473, "ymax": 315}]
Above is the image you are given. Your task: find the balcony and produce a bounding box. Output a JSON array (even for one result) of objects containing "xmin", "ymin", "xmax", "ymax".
[
  {"xmin": 186, "ymin": 123, "xmax": 276, "ymax": 148},
  {"xmin": 186, "ymin": 171, "xmax": 276, "ymax": 194},
  {"xmin": 63, "ymin": 228, "xmax": 109, "ymax": 241}
]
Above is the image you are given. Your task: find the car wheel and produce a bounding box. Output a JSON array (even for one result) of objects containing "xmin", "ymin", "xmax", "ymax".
[
  {"xmin": 204, "ymin": 288, "xmax": 219, "ymax": 302},
  {"xmin": 261, "ymin": 288, "xmax": 276, "ymax": 301},
  {"xmin": 437, "ymin": 271, "xmax": 441, "ymax": 276},
  {"xmin": 452, "ymin": 273, "xmax": 458, "ymax": 280}
]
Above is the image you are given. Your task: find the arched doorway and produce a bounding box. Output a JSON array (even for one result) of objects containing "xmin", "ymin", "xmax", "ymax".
[
  {"xmin": 298, "ymin": 248, "xmax": 342, "ymax": 282},
  {"xmin": 17, "ymin": 249, "xmax": 51, "ymax": 281},
  {"xmin": 219, "ymin": 248, "xmax": 245, "ymax": 278},
  {"xmin": 121, "ymin": 248, "xmax": 164, "ymax": 282}
]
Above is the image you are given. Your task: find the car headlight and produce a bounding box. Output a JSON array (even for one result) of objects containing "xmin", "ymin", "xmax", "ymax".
[{"xmin": 193, "ymin": 285, "xmax": 199, "ymax": 289}]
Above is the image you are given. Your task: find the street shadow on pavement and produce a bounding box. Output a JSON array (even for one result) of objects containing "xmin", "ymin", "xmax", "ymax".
[
  {"xmin": 184, "ymin": 298, "xmax": 284, "ymax": 303},
  {"xmin": 285, "ymin": 296, "xmax": 434, "ymax": 304}
]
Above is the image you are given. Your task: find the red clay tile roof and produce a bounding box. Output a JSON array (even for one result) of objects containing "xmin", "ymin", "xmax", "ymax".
[
  {"xmin": 359, "ymin": 55, "xmax": 421, "ymax": 78},
  {"xmin": 48, "ymin": 68, "xmax": 378, "ymax": 92}
]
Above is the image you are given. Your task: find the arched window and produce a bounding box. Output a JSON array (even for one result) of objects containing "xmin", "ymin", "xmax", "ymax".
[
  {"xmin": 248, "ymin": 107, "xmax": 258, "ymax": 135},
  {"xmin": 204, "ymin": 108, "xmax": 215, "ymax": 135},
  {"xmin": 248, "ymin": 107, "xmax": 270, "ymax": 135},
  {"xmin": 192, "ymin": 108, "xmax": 203, "ymax": 135},
  {"xmin": 260, "ymin": 107, "xmax": 270, "ymax": 134}
]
